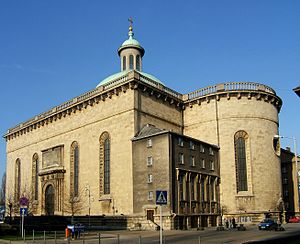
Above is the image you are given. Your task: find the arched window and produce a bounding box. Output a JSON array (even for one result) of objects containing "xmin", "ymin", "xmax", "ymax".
[
  {"xmin": 32, "ymin": 154, "xmax": 39, "ymax": 201},
  {"xmin": 122, "ymin": 56, "xmax": 126, "ymax": 71},
  {"xmin": 99, "ymin": 132, "xmax": 110, "ymax": 196},
  {"xmin": 136, "ymin": 55, "xmax": 140, "ymax": 71},
  {"xmin": 70, "ymin": 141, "xmax": 79, "ymax": 197},
  {"xmin": 15, "ymin": 159, "xmax": 21, "ymax": 201},
  {"xmin": 129, "ymin": 55, "xmax": 134, "ymax": 70},
  {"xmin": 234, "ymin": 131, "xmax": 248, "ymax": 192}
]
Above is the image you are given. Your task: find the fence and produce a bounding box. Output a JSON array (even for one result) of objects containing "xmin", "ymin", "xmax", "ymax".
[{"xmin": 10, "ymin": 230, "xmax": 204, "ymax": 244}]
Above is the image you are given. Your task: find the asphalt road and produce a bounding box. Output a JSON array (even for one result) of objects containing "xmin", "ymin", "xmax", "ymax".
[{"xmin": 1, "ymin": 223, "xmax": 300, "ymax": 244}]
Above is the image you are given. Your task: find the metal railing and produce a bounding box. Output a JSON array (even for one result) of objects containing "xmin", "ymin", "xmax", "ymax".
[{"xmin": 187, "ymin": 82, "xmax": 276, "ymax": 100}]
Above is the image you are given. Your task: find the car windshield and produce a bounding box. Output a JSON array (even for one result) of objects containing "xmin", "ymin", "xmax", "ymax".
[{"xmin": 262, "ymin": 219, "xmax": 273, "ymax": 223}]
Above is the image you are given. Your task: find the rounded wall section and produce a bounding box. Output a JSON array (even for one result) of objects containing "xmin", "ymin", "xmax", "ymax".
[
  {"xmin": 119, "ymin": 48, "xmax": 142, "ymax": 71},
  {"xmin": 184, "ymin": 91, "xmax": 282, "ymax": 217}
]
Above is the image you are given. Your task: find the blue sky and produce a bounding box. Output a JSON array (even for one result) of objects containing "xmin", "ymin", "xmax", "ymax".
[{"xmin": 0, "ymin": 0, "xmax": 299, "ymax": 177}]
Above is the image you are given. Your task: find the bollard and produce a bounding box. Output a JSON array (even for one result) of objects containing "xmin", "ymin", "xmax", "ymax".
[
  {"xmin": 198, "ymin": 235, "xmax": 201, "ymax": 244},
  {"xmin": 65, "ymin": 227, "xmax": 70, "ymax": 239},
  {"xmin": 98, "ymin": 233, "xmax": 101, "ymax": 244},
  {"xmin": 55, "ymin": 231, "xmax": 57, "ymax": 244},
  {"xmin": 82, "ymin": 232, "xmax": 85, "ymax": 244},
  {"xmin": 139, "ymin": 235, "xmax": 142, "ymax": 244},
  {"xmin": 117, "ymin": 234, "xmax": 120, "ymax": 244}
]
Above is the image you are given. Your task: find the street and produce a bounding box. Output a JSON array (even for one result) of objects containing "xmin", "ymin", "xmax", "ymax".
[{"xmin": 2, "ymin": 223, "xmax": 300, "ymax": 244}]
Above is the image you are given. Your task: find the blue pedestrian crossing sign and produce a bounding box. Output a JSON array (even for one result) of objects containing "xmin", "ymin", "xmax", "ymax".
[{"xmin": 156, "ymin": 190, "xmax": 167, "ymax": 205}]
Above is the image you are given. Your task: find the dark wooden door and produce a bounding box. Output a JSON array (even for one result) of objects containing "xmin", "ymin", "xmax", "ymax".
[{"xmin": 45, "ymin": 185, "xmax": 55, "ymax": 215}]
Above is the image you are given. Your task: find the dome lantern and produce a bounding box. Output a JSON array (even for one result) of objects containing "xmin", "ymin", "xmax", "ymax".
[{"xmin": 118, "ymin": 18, "xmax": 145, "ymax": 72}]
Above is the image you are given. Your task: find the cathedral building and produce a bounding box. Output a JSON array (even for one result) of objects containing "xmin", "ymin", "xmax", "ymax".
[{"xmin": 4, "ymin": 23, "xmax": 283, "ymax": 229}]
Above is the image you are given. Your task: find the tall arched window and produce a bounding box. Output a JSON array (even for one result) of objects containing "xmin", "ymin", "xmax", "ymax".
[
  {"xmin": 32, "ymin": 154, "xmax": 39, "ymax": 201},
  {"xmin": 129, "ymin": 55, "xmax": 134, "ymax": 70},
  {"xmin": 15, "ymin": 159, "xmax": 21, "ymax": 201},
  {"xmin": 99, "ymin": 132, "xmax": 110, "ymax": 196},
  {"xmin": 234, "ymin": 131, "xmax": 248, "ymax": 192},
  {"xmin": 136, "ymin": 55, "xmax": 140, "ymax": 71},
  {"xmin": 122, "ymin": 56, "xmax": 126, "ymax": 71},
  {"xmin": 70, "ymin": 141, "xmax": 79, "ymax": 197}
]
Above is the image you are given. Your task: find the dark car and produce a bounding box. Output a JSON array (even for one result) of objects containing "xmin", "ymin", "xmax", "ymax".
[{"xmin": 258, "ymin": 219, "xmax": 278, "ymax": 230}]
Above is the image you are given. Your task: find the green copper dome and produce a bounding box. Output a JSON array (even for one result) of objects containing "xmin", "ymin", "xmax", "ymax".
[
  {"xmin": 97, "ymin": 20, "xmax": 160, "ymax": 88},
  {"xmin": 96, "ymin": 70, "xmax": 164, "ymax": 87},
  {"xmin": 117, "ymin": 26, "xmax": 145, "ymax": 56}
]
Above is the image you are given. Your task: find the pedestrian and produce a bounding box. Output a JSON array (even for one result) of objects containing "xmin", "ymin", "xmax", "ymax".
[
  {"xmin": 225, "ymin": 218, "xmax": 229, "ymax": 228},
  {"xmin": 232, "ymin": 217, "xmax": 236, "ymax": 228}
]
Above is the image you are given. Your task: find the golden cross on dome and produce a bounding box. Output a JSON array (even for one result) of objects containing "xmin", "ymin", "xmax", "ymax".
[{"xmin": 128, "ymin": 17, "xmax": 133, "ymax": 28}]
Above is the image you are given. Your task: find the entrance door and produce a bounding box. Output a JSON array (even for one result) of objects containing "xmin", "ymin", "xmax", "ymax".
[
  {"xmin": 147, "ymin": 210, "xmax": 155, "ymax": 222},
  {"xmin": 45, "ymin": 185, "xmax": 55, "ymax": 215}
]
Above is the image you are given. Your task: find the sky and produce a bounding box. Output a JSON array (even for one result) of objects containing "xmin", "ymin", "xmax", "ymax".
[{"xmin": 0, "ymin": 0, "xmax": 299, "ymax": 177}]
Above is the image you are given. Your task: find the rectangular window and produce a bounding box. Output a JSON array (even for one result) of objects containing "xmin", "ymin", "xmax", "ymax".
[
  {"xmin": 147, "ymin": 139, "xmax": 152, "ymax": 148},
  {"xmin": 148, "ymin": 191, "xmax": 153, "ymax": 200},
  {"xmin": 210, "ymin": 160, "xmax": 214, "ymax": 170},
  {"xmin": 283, "ymin": 177, "xmax": 288, "ymax": 185},
  {"xmin": 201, "ymin": 158, "xmax": 205, "ymax": 168},
  {"xmin": 178, "ymin": 137, "xmax": 184, "ymax": 147},
  {"xmin": 147, "ymin": 156, "xmax": 153, "ymax": 166},
  {"xmin": 201, "ymin": 180, "xmax": 205, "ymax": 202},
  {"xmin": 200, "ymin": 144, "xmax": 205, "ymax": 153},
  {"xmin": 179, "ymin": 175, "xmax": 184, "ymax": 201},
  {"xmin": 190, "ymin": 156, "xmax": 195, "ymax": 167},
  {"xmin": 179, "ymin": 153, "xmax": 184, "ymax": 164},
  {"xmin": 209, "ymin": 147, "xmax": 214, "ymax": 155},
  {"xmin": 148, "ymin": 174, "xmax": 153, "ymax": 183},
  {"xmin": 191, "ymin": 178, "xmax": 195, "ymax": 200},
  {"xmin": 282, "ymin": 167, "xmax": 287, "ymax": 173},
  {"xmin": 189, "ymin": 141, "xmax": 195, "ymax": 150}
]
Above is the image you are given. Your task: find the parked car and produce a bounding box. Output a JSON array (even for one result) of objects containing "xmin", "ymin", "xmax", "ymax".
[
  {"xmin": 288, "ymin": 216, "xmax": 300, "ymax": 223},
  {"xmin": 258, "ymin": 219, "xmax": 279, "ymax": 230}
]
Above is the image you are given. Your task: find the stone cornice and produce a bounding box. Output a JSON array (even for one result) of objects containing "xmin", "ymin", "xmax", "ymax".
[
  {"xmin": 4, "ymin": 70, "xmax": 183, "ymax": 141},
  {"xmin": 184, "ymin": 83, "xmax": 282, "ymax": 112},
  {"xmin": 4, "ymin": 73, "xmax": 282, "ymax": 141}
]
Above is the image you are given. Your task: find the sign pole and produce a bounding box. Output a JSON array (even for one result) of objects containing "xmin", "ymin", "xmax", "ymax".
[
  {"xmin": 160, "ymin": 205, "xmax": 163, "ymax": 244},
  {"xmin": 21, "ymin": 209, "xmax": 24, "ymax": 238}
]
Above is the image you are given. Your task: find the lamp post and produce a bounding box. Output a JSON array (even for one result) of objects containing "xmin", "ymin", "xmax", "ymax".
[
  {"xmin": 275, "ymin": 135, "xmax": 299, "ymax": 213},
  {"xmin": 8, "ymin": 202, "xmax": 12, "ymax": 224},
  {"xmin": 85, "ymin": 184, "xmax": 94, "ymax": 228}
]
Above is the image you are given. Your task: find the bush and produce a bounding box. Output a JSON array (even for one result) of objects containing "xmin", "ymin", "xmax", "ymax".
[{"xmin": 0, "ymin": 223, "xmax": 18, "ymax": 236}]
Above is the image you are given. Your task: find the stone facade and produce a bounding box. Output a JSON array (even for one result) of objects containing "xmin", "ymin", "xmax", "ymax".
[{"xmin": 4, "ymin": 26, "xmax": 283, "ymax": 229}]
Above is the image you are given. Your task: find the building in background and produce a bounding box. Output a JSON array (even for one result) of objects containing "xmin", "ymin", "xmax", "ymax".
[
  {"xmin": 280, "ymin": 148, "xmax": 295, "ymax": 221},
  {"xmin": 293, "ymin": 86, "xmax": 300, "ymax": 97},
  {"xmin": 132, "ymin": 124, "xmax": 220, "ymax": 229},
  {"xmin": 4, "ymin": 23, "xmax": 283, "ymax": 229}
]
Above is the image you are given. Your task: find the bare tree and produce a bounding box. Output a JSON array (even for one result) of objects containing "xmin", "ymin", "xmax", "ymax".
[
  {"xmin": 5, "ymin": 184, "xmax": 36, "ymax": 217},
  {"xmin": 0, "ymin": 172, "xmax": 6, "ymax": 206},
  {"xmin": 64, "ymin": 189, "xmax": 86, "ymax": 224}
]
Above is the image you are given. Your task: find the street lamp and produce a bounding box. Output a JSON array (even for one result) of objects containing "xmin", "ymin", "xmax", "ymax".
[
  {"xmin": 85, "ymin": 184, "xmax": 94, "ymax": 228},
  {"xmin": 274, "ymin": 135, "xmax": 299, "ymax": 213},
  {"xmin": 8, "ymin": 202, "xmax": 12, "ymax": 224}
]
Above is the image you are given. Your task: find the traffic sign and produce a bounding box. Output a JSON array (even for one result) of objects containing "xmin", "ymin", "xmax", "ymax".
[
  {"xmin": 156, "ymin": 190, "xmax": 167, "ymax": 205},
  {"xmin": 20, "ymin": 207, "xmax": 28, "ymax": 216},
  {"xmin": 19, "ymin": 197, "xmax": 29, "ymax": 206}
]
